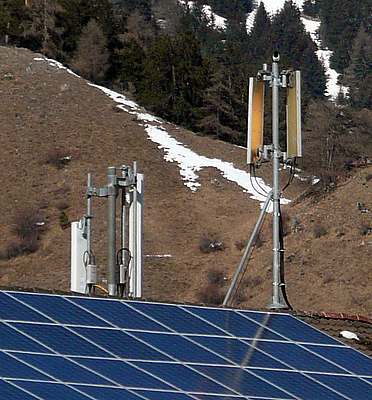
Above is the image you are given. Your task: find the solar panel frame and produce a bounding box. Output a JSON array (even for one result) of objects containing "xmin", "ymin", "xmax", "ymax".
[{"xmin": 0, "ymin": 290, "xmax": 371, "ymax": 400}]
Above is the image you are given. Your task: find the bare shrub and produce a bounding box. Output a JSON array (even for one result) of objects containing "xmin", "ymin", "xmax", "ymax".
[
  {"xmin": 46, "ymin": 149, "xmax": 70, "ymax": 169},
  {"xmin": 323, "ymin": 271, "xmax": 335, "ymax": 285},
  {"xmin": 198, "ymin": 284, "xmax": 224, "ymax": 305},
  {"xmin": 234, "ymin": 289, "xmax": 247, "ymax": 305},
  {"xmin": 59, "ymin": 211, "xmax": 70, "ymax": 229},
  {"xmin": 56, "ymin": 200, "xmax": 70, "ymax": 211},
  {"xmin": 235, "ymin": 239, "xmax": 247, "ymax": 251},
  {"xmin": 255, "ymin": 233, "xmax": 264, "ymax": 248},
  {"xmin": 245, "ymin": 276, "xmax": 264, "ymax": 288},
  {"xmin": 12, "ymin": 208, "xmax": 44, "ymax": 240},
  {"xmin": 313, "ymin": 225, "xmax": 327, "ymax": 238},
  {"xmin": 359, "ymin": 225, "xmax": 372, "ymax": 236},
  {"xmin": 207, "ymin": 269, "xmax": 225, "ymax": 287},
  {"xmin": 199, "ymin": 235, "xmax": 225, "ymax": 254},
  {"xmin": 2, "ymin": 237, "xmax": 39, "ymax": 260}
]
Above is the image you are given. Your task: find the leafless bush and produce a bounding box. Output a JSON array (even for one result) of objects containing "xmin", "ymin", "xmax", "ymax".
[
  {"xmin": 59, "ymin": 211, "xmax": 70, "ymax": 229},
  {"xmin": 235, "ymin": 239, "xmax": 247, "ymax": 251},
  {"xmin": 198, "ymin": 284, "xmax": 224, "ymax": 305},
  {"xmin": 56, "ymin": 200, "xmax": 70, "ymax": 211},
  {"xmin": 1, "ymin": 237, "xmax": 39, "ymax": 260},
  {"xmin": 46, "ymin": 149, "xmax": 71, "ymax": 169},
  {"xmin": 244, "ymin": 276, "xmax": 264, "ymax": 288},
  {"xmin": 199, "ymin": 235, "xmax": 225, "ymax": 254},
  {"xmin": 255, "ymin": 233, "xmax": 264, "ymax": 248},
  {"xmin": 207, "ymin": 269, "xmax": 226, "ymax": 286},
  {"xmin": 234, "ymin": 289, "xmax": 247, "ymax": 305},
  {"xmin": 313, "ymin": 225, "xmax": 327, "ymax": 238},
  {"xmin": 12, "ymin": 208, "xmax": 44, "ymax": 240},
  {"xmin": 359, "ymin": 225, "xmax": 372, "ymax": 236},
  {"xmin": 323, "ymin": 271, "xmax": 335, "ymax": 285}
]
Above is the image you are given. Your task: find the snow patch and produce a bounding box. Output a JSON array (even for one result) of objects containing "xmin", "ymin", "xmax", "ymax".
[
  {"xmin": 35, "ymin": 56, "xmax": 290, "ymax": 209},
  {"xmin": 301, "ymin": 18, "xmax": 349, "ymax": 99},
  {"xmin": 340, "ymin": 331, "xmax": 360, "ymax": 341},
  {"xmin": 178, "ymin": 1, "xmax": 226, "ymax": 29},
  {"xmin": 202, "ymin": 5, "xmax": 226, "ymax": 29},
  {"xmin": 33, "ymin": 56, "xmax": 80, "ymax": 78}
]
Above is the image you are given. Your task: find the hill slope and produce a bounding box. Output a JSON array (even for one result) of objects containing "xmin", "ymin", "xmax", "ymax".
[{"xmin": 0, "ymin": 46, "xmax": 370, "ymax": 315}]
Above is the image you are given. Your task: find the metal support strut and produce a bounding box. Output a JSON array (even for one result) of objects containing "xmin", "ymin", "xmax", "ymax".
[{"xmin": 223, "ymin": 192, "xmax": 273, "ymax": 307}]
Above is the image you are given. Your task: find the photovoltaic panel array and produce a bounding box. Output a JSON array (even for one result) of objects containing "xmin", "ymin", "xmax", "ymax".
[{"xmin": 0, "ymin": 290, "xmax": 371, "ymax": 400}]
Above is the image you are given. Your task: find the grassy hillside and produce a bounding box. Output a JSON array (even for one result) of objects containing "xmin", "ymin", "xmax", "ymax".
[{"xmin": 0, "ymin": 46, "xmax": 370, "ymax": 315}]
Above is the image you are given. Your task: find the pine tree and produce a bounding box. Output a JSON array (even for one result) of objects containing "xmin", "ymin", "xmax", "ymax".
[
  {"xmin": 344, "ymin": 26, "xmax": 372, "ymax": 108},
  {"xmin": 319, "ymin": 0, "xmax": 366, "ymax": 72},
  {"xmin": 248, "ymin": 2, "xmax": 272, "ymax": 68},
  {"xmin": 0, "ymin": 0, "xmax": 27, "ymax": 45},
  {"xmin": 272, "ymin": 0, "xmax": 326, "ymax": 101},
  {"xmin": 302, "ymin": 0, "xmax": 320, "ymax": 18},
  {"xmin": 198, "ymin": 68, "xmax": 240, "ymax": 142}
]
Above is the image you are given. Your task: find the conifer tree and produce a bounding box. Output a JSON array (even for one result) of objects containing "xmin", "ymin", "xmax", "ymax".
[
  {"xmin": 198, "ymin": 68, "xmax": 240, "ymax": 142},
  {"xmin": 0, "ymin": 0, "xmax": 27, "ymax": 45},
  {"xmin": 248, "ymin": 2, "xmax": 272, "ymax": 68},
  {"xmin": 319, "ymin": 0, "xmax": 365, "ymax": 72},
  {"xmin": 272, "ymin": 0, "xmax": 326, "ymax": 101},
  {"xmin": 344, "ymin": 26, "xmax": 372, "ymax": 109}
]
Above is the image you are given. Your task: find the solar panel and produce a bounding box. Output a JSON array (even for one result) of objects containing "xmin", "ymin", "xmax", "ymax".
[{"xmin": 0, "ymin": 290, "xmax": 371, "ymax": 400}]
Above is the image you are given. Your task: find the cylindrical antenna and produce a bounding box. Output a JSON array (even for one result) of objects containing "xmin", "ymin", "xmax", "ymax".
[
  {"xmin": 270, "ymin": 53, "xmax": 287, "ymax": 309},
  {"xmin": 86, "ymin": 173, "xmax": 93, "ymax": 262},
  {"xmin": 130, "ymin": 161, "xmax": 138, "ymax": 298},
  {"xmin": 107, "ymin": 166, "xmax": 117, "ymax": 296}
]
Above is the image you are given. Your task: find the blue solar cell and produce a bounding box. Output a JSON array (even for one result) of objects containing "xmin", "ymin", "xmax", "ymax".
[
  {"xmin": 187, "ymin": 307, "xmax": 282, "ymax": 340},
  {"xmin": 12, "ymin": 293, "xmax": 109, "ymax": 327},
  {"xmin": 252, "ymin": 341, "xmax": 344, "ymax": 373},
  {"xmin": 304, "ymin": 345, "xmax": 372, "ymax": 376},
  {"xmin": 70, "ymin": 298, "xmax": 169, "ymax": 332},
  {"xmin": 0, "ymin": 322, "xmax": 48, "ymax": 353},
  {"xmin": 12, "ymin": 323, "xmax": 110, "ymax": 357},
  {"xmin": 196, "ymin": 396, "xmax": 251, "ymax": 400},
  {"xmin": 0, "ymin": 352, "xmax": 50, "ymax": 380},
  {"xmin": 308, "ymin": 374, "xmax": 372, "ymax": 400},
  {"xmin": 75, "ymin": 385, "xmax": 142, "ymax": 400},
  {"xmin": 76, "ymin": 358, "xmax": 173, "ymax": 390},
  {"xmin": 134, "ymin": 390, "xmax": 195, "ymax": 399},
  {"xmin": 130, "ymin": 303, "xmax": 224, "ymax": 335},
  {"xmin": 0, "ymin": 379, "xmax": 38, "ymax": 400},
  {"xmin": 133, "ymin": 361, "xmax": 234, "ymax": 394},
  {"xmin": 0, "ymin": 292, "xmax": 50, "ymax": 323},
  {"xmin": 243, "ymin": 312, "xmax": 337, "ymax": 345},
  {"xmin": 192, "ymin": 336, "xmax": 287, "ymax": 369},
  {"xmin": 72, "ymin": 327, "xmax": 171, "ymax": 361},
  {"xmin": 194, "ymin": 366, "xmax": 293, "ymax": 398},
  {"xmin": 15, "ymin": 353, "xmax": 111, "ymax": 385},
  {"xmin": 132, "ymin": 332, "xmax": 229, "ymax": 364},
  {"xmin": 254, "ymin": 370, "xmax": 345, "ymax": 400},
  {"xmin": 16, "ymin": 381, "xmax": 91, "ymax": 400}
]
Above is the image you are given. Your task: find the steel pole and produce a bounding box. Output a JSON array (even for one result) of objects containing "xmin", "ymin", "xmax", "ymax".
[
  {"xmin": 86, "ymin": 173, "xmax": 93, "ymax": 262},
  {"xmin": 223, "ymin": 192, "xmax": 272, "ymax": 307},
  {"xmin": 270, "ymin": 53, "xmax": 286, "ymax": 309},
  {"xmin": 107, "ymin": 166, "xmax": 117, "ymax": 296}
]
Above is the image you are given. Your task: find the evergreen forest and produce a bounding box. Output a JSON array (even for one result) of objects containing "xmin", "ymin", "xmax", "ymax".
[{"xmin": 0, "ymin": 0, "xmax": 371, "ymax": 184}]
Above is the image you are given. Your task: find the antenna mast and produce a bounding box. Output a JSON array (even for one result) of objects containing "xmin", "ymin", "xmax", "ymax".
[{"xmin": 224, "ymin": 52, "xmax": 302, "ymax": 309}]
